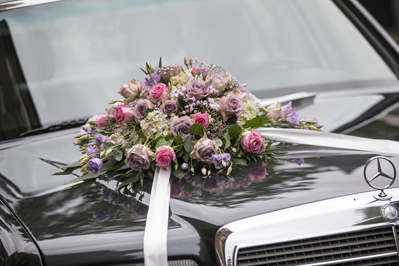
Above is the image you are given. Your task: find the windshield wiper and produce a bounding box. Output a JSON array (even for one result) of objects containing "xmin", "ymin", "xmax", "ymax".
[{"xmin": 20, "ymin": 119, "xmax": 88, "ymax": 137}]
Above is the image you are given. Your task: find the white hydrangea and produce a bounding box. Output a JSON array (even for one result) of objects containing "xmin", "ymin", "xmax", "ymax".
[
  {"xmin": 237, "ymin": 101, "xmax": 257, "ymax": 126},
  {"xmin": 140, "ymin": 110, "xmax": 171, "ymax": 138}
]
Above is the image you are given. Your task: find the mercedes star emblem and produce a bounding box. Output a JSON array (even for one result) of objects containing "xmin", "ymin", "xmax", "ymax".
[{"xmin": 364, "ymin": 156, "xmax": 396, "ymax": 200}]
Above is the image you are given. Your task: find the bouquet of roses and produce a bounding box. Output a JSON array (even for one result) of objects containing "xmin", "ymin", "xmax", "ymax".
[{"xmin": 58, "ymin": 58, "xmax": 321, "ymax": 189}]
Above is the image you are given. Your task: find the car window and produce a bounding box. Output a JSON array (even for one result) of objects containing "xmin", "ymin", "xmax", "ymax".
[{"xmin": 1, "ymin": 0, "xmax": 398, "ymax": 140}]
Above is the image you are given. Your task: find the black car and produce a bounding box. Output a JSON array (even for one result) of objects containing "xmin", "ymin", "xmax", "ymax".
[{"xmin": 1, "ymin": 0, "xmax": 399, "ymax": 265}]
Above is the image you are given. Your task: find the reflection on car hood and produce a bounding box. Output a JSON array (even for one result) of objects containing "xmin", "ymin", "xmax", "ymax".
[{"xmin": 0, "ymin": 129, "xmax": 398, "ymax": 265}]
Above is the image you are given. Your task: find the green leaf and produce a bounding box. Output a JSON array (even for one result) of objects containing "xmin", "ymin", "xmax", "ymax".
[
  {"xmin": 156, "ymin": 138, "xmax": 172, "ymax": 149},
  {"xmin": 102, "ymin": 142, "xmax": 115, "ymax": 150},
  {"xmin": 228, "ymin": 124, "xmax": 242, "ymax": 139},
  {"xmin": 116, "ymin": 174, "xmax": 140, "ymax": 190},
  {"xmin": 53, "ymin": 165, "xmax": 80, "ymax": 175},
  {"xmin": 138, "ymin": 131, "xmax": 145, "ymax": 138},
  {"xmin": 64, "ymin": 172, "xmax": 101, "ymax": 185},
  {"xmin": 224, "ymin": 132, "xmax": 231, "ymax": 148},
  {"xmin": 172, "ymin": 168, "xmax": 190, "ymax": 179},
  {"xmin": 231, "ymin": 157, "xmax": 248, "ymax": 166},
  {"xmin": 190, "ymin": 124, "xmax": 204, "ymax": 136},
  {"xmin": 184, "ymin": 136, "xmax": 195, "ymax": 153},
  {"xmin": 140, "ymin": 67, "xmax": 148, "ymax": 75},
  {"xmin": 113, "ymin": 150, "xmax": 123, "ymax": 161},
  {"xmin": 174, "ymin": 136, "xmax": 183, "ymax": 145},
  {"xmin": 105, "ymin": 161, "xmax": 125, "ymax": 172},
  {"xmin": 159, "ymin": 56, "xmax": 162, "ymax": 68},
  {"xmin": 226, "ymin": 116, "xmax": 237, "ymax": 125},
  {"xmin": 216, "ymin": 138, "xmax": 223, "ymax": 147},
  {"xmin": 146, "ymin": 62, "xmax": 151, "ymax": 73},
  {"xmin": 244, "ymin": 117, "xmax": 270, "ymax": 129},
  {"xmin": 177, "ymin": 98, "xmax": 186, "ymax": 110}
]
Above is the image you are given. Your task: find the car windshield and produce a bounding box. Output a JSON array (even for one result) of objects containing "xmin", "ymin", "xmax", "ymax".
[{"xmin": 1, "ymin": 0, "xmax": 399, "ymax": 141}]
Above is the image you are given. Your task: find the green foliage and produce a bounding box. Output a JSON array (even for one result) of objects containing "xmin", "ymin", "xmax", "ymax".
[
  {"xmin": 190, "ymin": 124, "xmax": 204, "ymax": 136},
  {"xmin": 244, "ymin": 117, "xmax": 269, "ymax": 129},
  {"xmin": 184, "ymin": 136, "xmax": 195, "ymax": 153},
  {"xmin": 228, "ymin": 124, "xmax": 242, "ymax": 139},
  {"xmin": 155, "ymin": 138, "xmax": 172, "ymax": 149}
]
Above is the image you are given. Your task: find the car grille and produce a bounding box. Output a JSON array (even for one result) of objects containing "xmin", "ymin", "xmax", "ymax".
[{"xmin": 236, "ymin": 226, "xmax": 399, "ymax": 266}]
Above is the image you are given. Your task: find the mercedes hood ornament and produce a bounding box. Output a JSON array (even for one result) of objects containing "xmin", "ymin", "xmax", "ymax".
[{"xmin": 364, "ymin": 156, "xmax": 396, "ymax": 200}]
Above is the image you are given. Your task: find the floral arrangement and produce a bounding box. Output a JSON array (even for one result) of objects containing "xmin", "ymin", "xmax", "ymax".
[{"xmin": 59, "ymin": 58, "xmax": 321, "ymax": 189}]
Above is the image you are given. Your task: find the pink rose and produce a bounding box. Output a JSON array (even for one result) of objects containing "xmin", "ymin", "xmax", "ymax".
[
  {"xmin": 119, "ymin": 79, "xmax": 139, "ymax": 98},
  {"xmin": 106, "ymin": 102, "xmax": 122, "ymax": 118},
  {"xmin": 149, "ymin": 83, "xmax": 169, "ymax": 102},
  {"xmin": 240, "ymin": 129, "xmax": 265, "ymax": 154},
  {"xmin": 192, "ymin": 113, "xmax": 210, "ymax": 128},
  {"xmin": 155, "ymin": 146, "xmax": 176, "ymax": 169},
  {"xmin": 114, "ymin": 104, "xmax": 134, "ymax": 123},
  {"xmin": 266, "ymin": 102, "xmax": 282, "ymax": 121},
  {"xmin": 96, "ymin": 113, "xmax": 108, "ymax": 129}
]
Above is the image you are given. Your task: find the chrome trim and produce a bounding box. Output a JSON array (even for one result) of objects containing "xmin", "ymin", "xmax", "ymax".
[
  {"xmin": 392, "ymin": 226, "xmax": 399, "ymax": 262},
  {"xmin": 215, "ymin": 188, "xmax": 399, "ymax": 266},
  {"xmin": 215, "ymin": 228, "xmax": 233, "ymax": 266},
  {"xmin": 299, "ymin": 252, "xmax": 398, "ymax": 266},
  {"xmin": 0, "ymin": 0, "xmax": 63, "ymax": 11}
]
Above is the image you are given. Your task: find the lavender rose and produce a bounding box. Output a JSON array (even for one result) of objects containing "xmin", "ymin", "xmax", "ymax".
[
  {"xmin": 219, "ymin": 92, "xmax": 244, "ymax": 122},
  {"xmin": 170, "ymin": 116, "xmax": 194, "ymax": 140},
  {"xmin": 160, "ymin": 100, "xmax": 178, "ymax": 116},
  {"xmin": 124, "ymin": 144, "xmax": 155, "ymax": 170},
  {"xmin": 209, "ymin": 73, "xmax": 227, "ymax": 92},
  {"xmin": 212, "ymin": 153, "xmax": 231, "ymax": 169},
  {"xmin": 185, "ymin": 80, "xmax": 211, "ymax": 99},
  {"xmin": 133, "ymin": 99, "xmax": 153, "ymax": 122},
  {"xmin": 88, "ymin": 158, "xmax": 103, "ymax": 174},
  {"xmin": 159, "ymin": 64, "xmax": 183, "ymax": 82},
  {"xmin": 190, "ymin": 136, "xmax": 219, "ymax": 163}
]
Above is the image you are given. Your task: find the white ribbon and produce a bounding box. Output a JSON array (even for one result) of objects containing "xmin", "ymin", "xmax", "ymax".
[
  {"xmin": 143, "ymin": 166, "xmax": 171, "ymax": 266},
  {"xmin": 258, "ymin": 128, "xmax": 399, "ymax": 156},
  {"xmin": 142, "ymin": 129, "xmax": 399, "ymax": 264}
]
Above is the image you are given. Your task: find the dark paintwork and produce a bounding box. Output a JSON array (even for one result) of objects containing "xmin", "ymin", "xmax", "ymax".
[
  {"xmin": 0, "ymin": 1, "xmax": 399, "ymax": 265},
  {"xmin": 0, "ymin": 122, "xmax": 399, "ymax": 265}
]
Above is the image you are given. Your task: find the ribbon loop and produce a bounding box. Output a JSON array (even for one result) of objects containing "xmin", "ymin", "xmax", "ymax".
[{"xmin": 144, "ymin": 167, "xmax": 171, "ymax": 265}]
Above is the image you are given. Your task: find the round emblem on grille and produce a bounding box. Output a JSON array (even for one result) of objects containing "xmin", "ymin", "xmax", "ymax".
[
  {"xmin": 381, "ymin": 203, "xmax": 399, "ymax": 223},
  {"xmin": 364, "ymin": 156, "xmax": 396, "ymax": 190}
]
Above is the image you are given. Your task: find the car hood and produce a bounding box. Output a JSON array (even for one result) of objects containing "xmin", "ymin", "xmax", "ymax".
[{"xmin": 0, "ymin": 129, "xmax": 398, "ymax": 265}]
